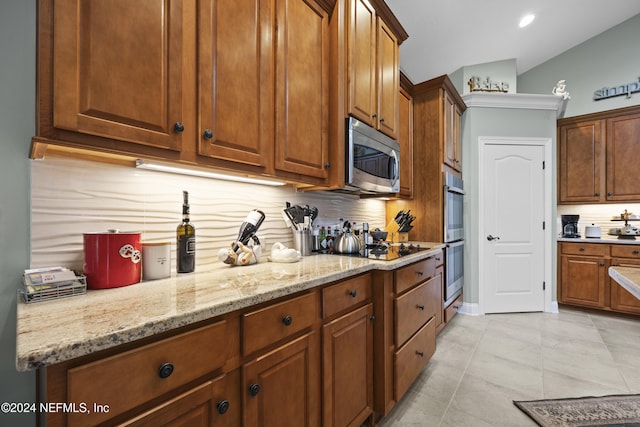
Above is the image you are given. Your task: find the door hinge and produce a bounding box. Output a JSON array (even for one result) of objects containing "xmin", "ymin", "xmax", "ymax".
[
  {"xmin": 543, "ymin": 221, "xmax": 546, "ymax": 230},
  {"xmin": 543, "ymin": 281, "xmax": 546, "ymax": 291},
  {"xmin": 542, "ymin": 161, "xmax": 545, "ymax": 170}
]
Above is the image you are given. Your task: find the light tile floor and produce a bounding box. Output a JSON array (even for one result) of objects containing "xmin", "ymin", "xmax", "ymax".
[{"xmin": 377, "ymin": 307, "xmax": 640, "ymax": 426}]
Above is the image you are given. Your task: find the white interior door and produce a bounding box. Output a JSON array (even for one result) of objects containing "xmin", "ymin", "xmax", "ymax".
[{"xmin": 483, "ymin": 142, "xmax": 545, "ymax": 313}]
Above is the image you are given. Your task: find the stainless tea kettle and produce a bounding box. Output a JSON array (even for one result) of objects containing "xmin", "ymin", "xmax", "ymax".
[{"xmin": 334, "ymin": 221, "xmax": 360, "ymax": 254}]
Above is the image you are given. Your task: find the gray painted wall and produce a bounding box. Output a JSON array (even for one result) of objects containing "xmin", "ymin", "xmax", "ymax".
[
  {"xmin": 518, "ymin": 13, "xmax": 640, "ymax": 117},
  {"xmin": 0, "ymin": 1, "xmax": 36, "ymax": 425}
]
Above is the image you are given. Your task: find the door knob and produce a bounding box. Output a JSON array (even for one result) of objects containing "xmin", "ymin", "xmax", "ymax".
[{"xmin": 486, "ymin": 235, "xmax": 500, "ymax": 241}]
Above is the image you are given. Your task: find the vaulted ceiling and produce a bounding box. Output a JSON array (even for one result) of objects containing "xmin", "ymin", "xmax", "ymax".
[{"xmin": 385, "ymin": 0, "xmax": 640, "ymax": 84}]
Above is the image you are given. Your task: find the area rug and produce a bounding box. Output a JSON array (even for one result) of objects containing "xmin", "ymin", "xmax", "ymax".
[{"xmin": 513, "ymin": 394, "xmax": 640, "ymax": 426}]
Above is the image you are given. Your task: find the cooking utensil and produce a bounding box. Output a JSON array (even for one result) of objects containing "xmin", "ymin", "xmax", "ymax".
[{"xmin": 83, "ymin": 230, "xmax": 142, "ymax": 289}]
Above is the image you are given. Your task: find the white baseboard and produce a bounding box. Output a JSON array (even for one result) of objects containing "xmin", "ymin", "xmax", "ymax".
[
  {"xmin": 458, "ymin": 302, "xmax": 480, "ymax": 316},
  {"xmin": 548, "ymin": 301, "xmax": 559, "ymax": 313}
]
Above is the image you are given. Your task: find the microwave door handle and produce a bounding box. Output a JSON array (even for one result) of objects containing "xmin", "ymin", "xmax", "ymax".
[{"xmin": 389, "ymin": 151, "xmax": 399, "ymax": 184}]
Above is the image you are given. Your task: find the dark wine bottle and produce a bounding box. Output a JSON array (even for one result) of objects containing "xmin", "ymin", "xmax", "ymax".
[
  {"xmin": 232, "ymin": 209, "xmax": 265, "ymax": 253},
  {"xmin": 177, "ymin": 191, "xmax": 196, "ymax": 273}
]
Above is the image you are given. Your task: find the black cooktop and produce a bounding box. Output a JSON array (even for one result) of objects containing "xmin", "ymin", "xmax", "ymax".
[{"xmin": 367, "ymin": 242, "xmax": 426, "ymax": 261}]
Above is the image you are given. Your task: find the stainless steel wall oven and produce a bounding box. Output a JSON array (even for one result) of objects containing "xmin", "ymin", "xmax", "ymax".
[{"xmin": 443, "ymin": 171, "xmax": 464, "ymax": 305}]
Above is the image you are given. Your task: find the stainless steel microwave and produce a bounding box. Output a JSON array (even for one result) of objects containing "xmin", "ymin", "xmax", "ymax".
[{"xmin": 345, "ymin": 117, "xmax": 400, "ymax": 194}]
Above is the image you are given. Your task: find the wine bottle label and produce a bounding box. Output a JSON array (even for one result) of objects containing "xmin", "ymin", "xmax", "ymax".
[{"xmin": 186, "ymin": 237, "xmax": 195, "ymax": 254}]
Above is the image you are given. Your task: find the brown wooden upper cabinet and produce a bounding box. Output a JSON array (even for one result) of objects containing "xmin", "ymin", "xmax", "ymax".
[
  {"xmin": 397, "ymin": 75, "xmax": 414, "ymax": 198},
  {"xmin": 443, "ymin": 89, "xmax": 462, "ymax": 172},
  {"xmin": 558, "ymin": 106, "xmax": 640, "ymax": 204},
  {"xmin": 36, "ymin": 0, "xmax": 332, "ymax": 186},
  {"xmin": 347, "ymin": 0, "xmax": 399, "ymax": 139},
  {"xmin": 51, "ymin": 0, "xmax": 188, "ymax": 153}
]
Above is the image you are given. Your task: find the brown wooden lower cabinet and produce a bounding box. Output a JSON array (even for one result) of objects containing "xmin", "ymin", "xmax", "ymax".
[
  {"xmin": 39, "ymin": 264, "xmax": 445, "ymax": 426},
  {"xmin": 372, "ymin": 253, "xmax": 442, "ymax": 419},
  {"xmin": 243, "ymin": 332, "xmax": 320, "ymax": 427},
  {"xmin": 558, "ymin": 242, "xmax": 640, "ymax": 315}
]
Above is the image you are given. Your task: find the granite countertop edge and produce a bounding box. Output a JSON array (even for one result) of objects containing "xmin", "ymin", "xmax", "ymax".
[
  {"xmin": 608, "ymin": 266, "xmax": 640, "ymax": 301},
  {"xmin": 16, "ymin": 245, "xmax": 445, "ymax": 371}
]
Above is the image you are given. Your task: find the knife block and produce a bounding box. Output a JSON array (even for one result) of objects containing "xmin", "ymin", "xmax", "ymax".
[{"xmin": 385, "ymin": 220, "xmax": 409, "ymax": 242}]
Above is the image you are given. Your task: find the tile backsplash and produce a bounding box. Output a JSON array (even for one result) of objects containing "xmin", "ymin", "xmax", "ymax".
[
  {"xmin": 557, "ymin": 203, "xmax": 640, "ymax": 236},
  {"xmin": 30, "ymin": 157, "xmax": 386, "ymax": 270}
]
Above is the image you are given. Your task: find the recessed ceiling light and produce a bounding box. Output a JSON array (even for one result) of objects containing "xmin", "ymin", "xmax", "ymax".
[{"xmin": 519, "ymin": 14, "xmax": 535, "ymax": 28}]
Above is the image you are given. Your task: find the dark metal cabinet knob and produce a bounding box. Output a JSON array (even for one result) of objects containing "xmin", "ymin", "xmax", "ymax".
[
  {"xmin": 416, "ymin": 271, "xmax": 424, "ymax": 276},
  {"xmin": 608, "ymin": 192, "xmax": 613, "ymax": 196},
  {"xmin": 282, "ymin": 315, "xmax": 293, "ymax": 326},
  {"xmin": 416, "ymin": 351, "xmax": 424, "ymax": 357},
  {"xmin": 579, "ymin": 247, "xmax": 585, "ymax": 251},
  {"xmin": 249, "ymin": 383, "xmax": 260, "ymax": 397},
  {"xmin": 370, "ymin": 315, "xmax": 376, "ymax": 321},
  {"xmin": 158, "ymin": 362, "xmax": 174, "ymax": 379},
  {"xmin": 599, "ymin": 263, "xmax": 605, "ymax": 267},
  {"xmin": 203, "ymin": 129, "xmax": 213, "ymax": 139},
  {"xmin": 379, "ymin": 117, "xmax": 385, "ymax": 123},
  {"xmin": 595, "ymin": 192, "xmax": 600, "ymax": 196},
  {"xmin": 416, "ymin": 304, "xmax": 425, "ymax": 310},
  {"xmin": 348, "ymin": 290, "xmax": 357, "ymax": 298},
  {"xmin": 174, "ymin": 122, "xmax": 185, "ymax": 133},
  {"xmin": 217, "ymin": 400, "xmax": 230, "ymax": 415},
  {"xmin": 372, "ymin": 113, "xmax": 377, "ymax": 119},
  {"xmin": 634, "ymin": 250, "xmax": 639, "ymax": 255}
]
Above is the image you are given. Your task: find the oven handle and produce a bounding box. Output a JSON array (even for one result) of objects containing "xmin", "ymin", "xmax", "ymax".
[
  {"xmin": 446, "ymin": 240, "xmax": 464, "ymax": 248},
  {"xmin": 444, "ymin": 184, "xmax": 465, "ymax": 195}
]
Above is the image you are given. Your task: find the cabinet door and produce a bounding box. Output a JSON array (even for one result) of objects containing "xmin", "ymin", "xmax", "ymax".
[
  {"xmin": 244, "ymin": 332, "xmax": 320, "ymax": 427},
  {"xmin": 274, "ymin": 0, "xmax": 329, "ymax": 179},
  {"xmin": 198, "ymin": 0, "xmax": 269, "ymax": 168},
  {"xmin": 376, "ymin": 18, "xmax": 398, "ymax": 138},
  {"xmin": 53, "ymin": 0, "xmax": 187, "ymax": 151},
  {"xmin": 558, "ymin": 121, "xmax": 605, "ymax": 203},
  {"xmin": 606, "ymin": 113, "xmax": 640, "ymax": 201},
  {"xmin": 322, "ymin": 304, "xmax": 373, "ymax": 427},
  {"xmin": 397, "ymin": 86, "xmax": 413, "ymax": 198},
  {"xmin": 443, "ymin": 90, "xmax": 461, "ymax": 171},
  {"xmin": 560, "ymin": 255, "xmax": 606, "ymax": 308},
  {"xmin": 610, "ymin": 258, "xmax": 640, "ymax": 314},
  {"xmin": 348, "ymin": 0, "xmax": 376, "ymax": 127},
  {"xmin": 118, "ymin": 372, "xmax": 240, "ymax": 427}
]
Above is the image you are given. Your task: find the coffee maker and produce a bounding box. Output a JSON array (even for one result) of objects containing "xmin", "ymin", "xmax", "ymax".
[{"xmin": 562, "ymin": 214, "xmax": 580, "ymax": 238}]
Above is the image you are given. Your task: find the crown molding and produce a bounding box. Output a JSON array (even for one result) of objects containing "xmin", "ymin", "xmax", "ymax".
[{"xmin": 461, "ymin": 92, "xmax": 568, "ymax": 117}]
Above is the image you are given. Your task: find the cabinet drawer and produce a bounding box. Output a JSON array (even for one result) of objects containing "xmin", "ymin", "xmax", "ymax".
[
  {"xmin": 395, "ymin": 280, "xmax": 434, "ymax": 347},
  {"xmin": 322, "ymin": 273, "xmax": 371, "ymax": 319},
  {"xmin": 611, "ymin": 245, "xmax": 640, "ymax": 258},
  {"xmin": 395, "ymin": 257, "xmax": 436, "ymax": 294},
  {"xmin": 67, "ymin": 320, "xmax": 232, "ymax": 427},
  {"xmin": 394, "ymin": 318, "xmax": 435, "ymax": 401},
  {"xmin": 243, "ymin": 292, "xmax": 317, "ymax": 356},
  {"xmin": 560, "ymin": 242, "xmax": 609, "ymax": 256}
]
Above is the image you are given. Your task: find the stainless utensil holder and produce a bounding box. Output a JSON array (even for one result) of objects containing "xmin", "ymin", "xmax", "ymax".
[{"xmin": 292, "ymin": 230, "xmax": 312, "ymax": 256}]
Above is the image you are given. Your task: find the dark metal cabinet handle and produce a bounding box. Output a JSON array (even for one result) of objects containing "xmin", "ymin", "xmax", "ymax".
[
  {"xmin": 379, "ymin": 117, "xmax": 385, "ymax": 123},
  {"xmin": 599, "ymin": 263, "xmax": 605, "ymax": 267},
  {"xmin": 579, "ymin": 247, "xmax": 585, "ymax": 251},
  {"xmin": 282, "ymin": 315, "xmax": 293, "ymax": 326},
  {"xmin": 249, "ymin": 383, "xmax": 260, "ymax": 397},
  {"xmin": 416, "ymin": 271, "xmax": 424, "ymax": 276},
  {"xmin": 607, "ymin": 192, "xmax": 613, "ymax": 196},
  {"xmin": 416, "ymin": 304, "xmax": 425, "ymax": 310},
  {"xmin": 203, "ymin": 129, "xmax": 213, "ymax": 139},
  {"xmin": 173, "ymin": 122, "xmax": 185, "ymax": 133},
  {"xmin": 217, "ymin": 400, "xmax": 230, "ymax": 415},
  {"xmin": 348, "ymin": 290, "xmax": 357, "ymax": 298},
  {"xmin": 416, "ymin": 351, "xmax": 424, "ymax": 357},
  {"xmin": 158, "ymin": 362, "xmax": 174, "ymax": 379}
]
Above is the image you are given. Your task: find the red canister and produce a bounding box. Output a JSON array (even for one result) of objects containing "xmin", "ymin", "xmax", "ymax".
[{"xmin": 83, "ymin": 230, "xmax": 142, "ymax": 289}]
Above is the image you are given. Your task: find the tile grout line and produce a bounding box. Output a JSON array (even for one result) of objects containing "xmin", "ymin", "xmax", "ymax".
[
  {"xmin": 437, "ymin": 316, "xmax": 489, "ymax": 427},
  {"xmin": 591, "ymin": 313, "xmax": 634, "ymax": 393}
]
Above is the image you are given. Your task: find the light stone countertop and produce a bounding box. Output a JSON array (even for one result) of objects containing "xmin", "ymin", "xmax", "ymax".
[
  {"xmin": 16, "ymin": 246, "xmax": 444, "ymax": 372},
  {"xmin": 557, "ymin": 236, "xmax": 640, "ymax": 245},
  {"xmin": 609, "ymin": 266, "xmax": 640, "ymax": 301}
]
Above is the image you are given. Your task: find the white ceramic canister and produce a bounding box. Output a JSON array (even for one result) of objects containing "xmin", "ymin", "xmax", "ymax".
[
  {"xmin": 142, "ymin": 242, "xmax": 171, "ymax": 280},
  {"xmin": 585, "ymin": 224, "xmax": 601, "ymax": 238}
]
